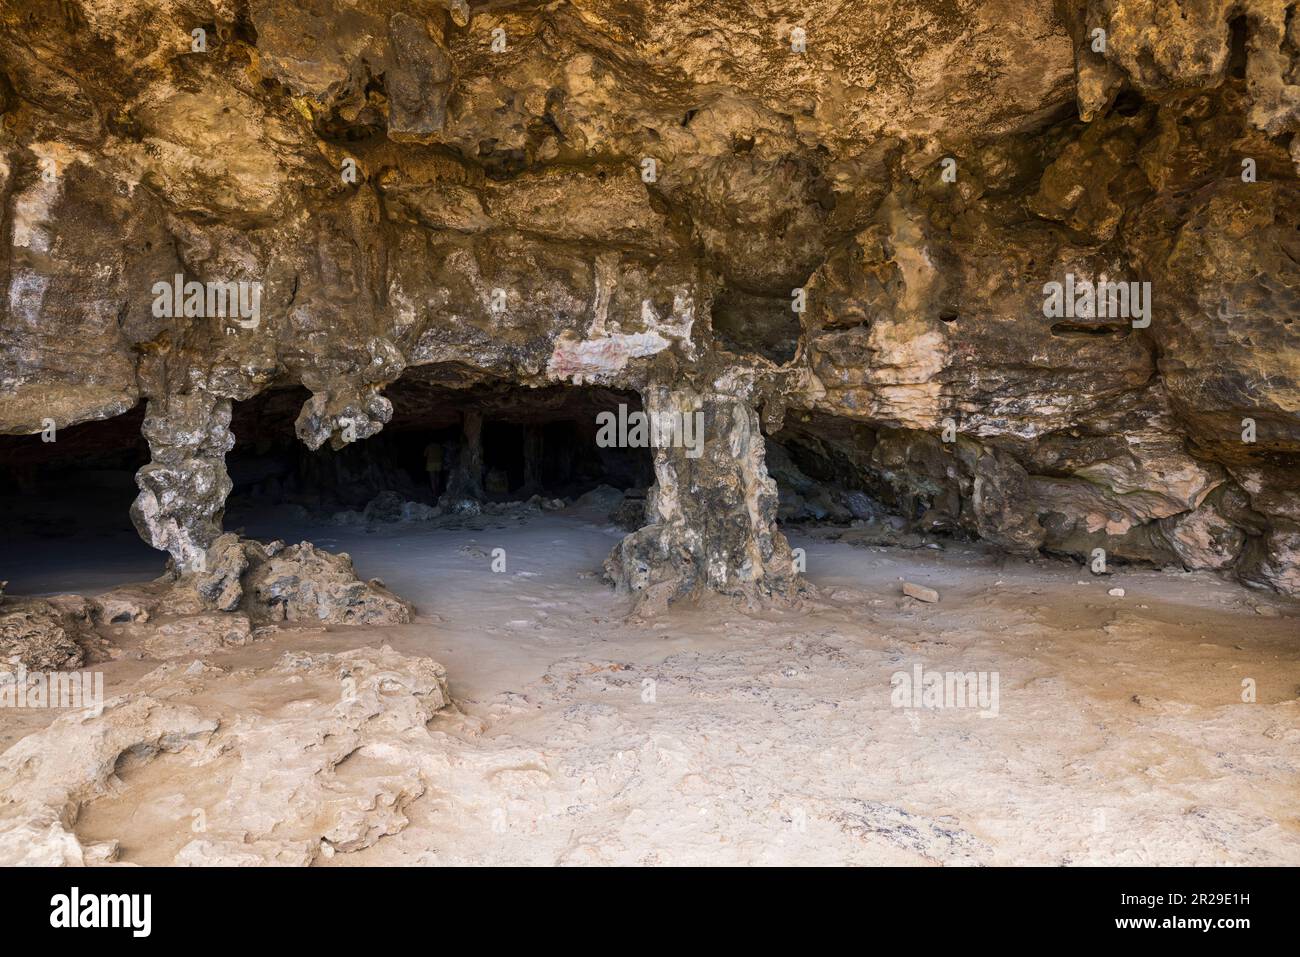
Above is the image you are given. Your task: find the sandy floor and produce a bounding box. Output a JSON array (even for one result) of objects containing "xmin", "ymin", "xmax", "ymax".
[{"xmin": 4, "ymin": 506, "xmax": 1299, "ymax": 865}]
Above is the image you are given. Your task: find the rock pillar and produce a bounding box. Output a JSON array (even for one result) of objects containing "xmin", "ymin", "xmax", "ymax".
[
  {"xmin": 442, "ymin": 409, "xmax": 484, "ymax": 507},
  {"xmin": 130, "ymin": 390, "xmax": 234, "ymax": 573},
  {"xmin": 605, "ymin": 383, "xmax": 804, "ymax": 613}
]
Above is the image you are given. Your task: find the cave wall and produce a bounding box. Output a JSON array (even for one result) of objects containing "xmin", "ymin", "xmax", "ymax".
[{"xmin": 0, "ymin": 0, "xmax": 1297, "ymax": 603}]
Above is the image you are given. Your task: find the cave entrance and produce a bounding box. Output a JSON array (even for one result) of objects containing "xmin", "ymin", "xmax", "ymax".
[
  {"xmin": 765, "ymin": 409, "xmax": 929, "ymax": 547},
  {"xmin": 0, "ymin": 406, "xmax": 159, "ymax": 595},
  {"xmin": 224, "ymin": 367, "xmax": 654, "ymax": 530}
]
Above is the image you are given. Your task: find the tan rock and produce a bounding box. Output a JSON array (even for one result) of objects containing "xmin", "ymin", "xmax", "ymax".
[
  {"xmin": 0, "ymin": 646, "xmax": 450, "ymax": 866},
  {"xmin": 902, "ymin": 582, "xmax": 940, "ymax": 603}
]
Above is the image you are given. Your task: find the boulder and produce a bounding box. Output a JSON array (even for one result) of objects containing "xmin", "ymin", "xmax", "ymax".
[{"xmin": 0, "ymin": 599, "xmax": 87, "ymax": 672}]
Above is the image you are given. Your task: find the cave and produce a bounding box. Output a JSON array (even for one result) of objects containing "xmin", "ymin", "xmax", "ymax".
[
  {"xmin": 0, "ymin": 0, "xmax": 1298, "ymax": 889},
  {"xmin": 222, "ymin": 373, "xmax": 654, "ymax": 531},
  {"xmin": 0, "ymin": 409, "xmax": 158, "ymax": 595}
]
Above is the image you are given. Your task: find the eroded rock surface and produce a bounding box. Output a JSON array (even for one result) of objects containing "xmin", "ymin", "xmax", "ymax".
[
  {"xmin": 0, "ymin": 598, "xmax": 90, "ymax": 673},
  {"xmin": 0, "ymin": 531, "xmax": 410, "ymax": 672},
  {"xmin": 0, "ymin": 1, "xmax": 1297, "ymax": 603},
  {"xmin": 175, "ymin": 532, "xmax": 414, "ymax": 625},
  {"xmin": 0, "ymin": 646, "xmax": 450, "ymax": 866}
]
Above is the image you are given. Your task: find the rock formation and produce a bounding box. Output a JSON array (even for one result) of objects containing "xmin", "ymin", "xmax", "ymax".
[
  {"xmin": 1, "ymin": 0, "xmax": 1297, "ymax": 611},
  {"xmin": 0, "ymin": 596, "xmax": 93, "ymax": 672},
  {"xmin": 0, "ymin": 535, "xmax": 409, "ymax": 682},
  {"xmin": 192, "ymin": 533, "xmax": 413, "ymax": 624}
]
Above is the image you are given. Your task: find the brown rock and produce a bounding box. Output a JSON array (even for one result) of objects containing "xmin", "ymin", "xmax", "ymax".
[{"xmin": 902, "ymin": 582, "xmax": 940, "ymax": 603}]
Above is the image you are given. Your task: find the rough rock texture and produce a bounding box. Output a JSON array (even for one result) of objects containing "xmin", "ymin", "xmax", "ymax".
[
  {"xmin": 0, "ymin": 696, "xmax": 218, "ymax": 866},
  {"xmin": 132, "ymin": 391, "xmax": 235, "ymax": 571},
  {"xmin": 140, "ymin": 613, "xmax": 253, "ymax": 659},
  {"xmin": 0, "ymin": 531, "xmax": 410, "ymax": 672},
  {"xmin": 0, "ymin": 598, "xmax": 90, "ymax": 672},
  {"xmin": 178, "ymin": 532, "xmax": 414, "ymax": 625},
  {"xmin": 239, "ymin": 539, "xmax": 414, "ymax": 624},
  {"xmin": 606, "ymin": 383, "xmax": 804, "ymax": 612},
  {"xmin": 1, "ymin": 0, "xmax": 1298, "ymax": 603},
  {"xmin": 0, "ymin": 646, "xmax": 450, "ymax": 866}
]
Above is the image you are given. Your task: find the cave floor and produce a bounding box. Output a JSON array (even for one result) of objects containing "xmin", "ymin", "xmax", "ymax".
[{"xmin": 6, "ymin": 506, "xmax": 1300, "ymax": 866}]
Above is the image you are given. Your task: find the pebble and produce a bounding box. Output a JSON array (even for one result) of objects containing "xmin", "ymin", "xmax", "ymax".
[{"xmin": 1108, "ymin": 587, "xmax": 1126, "ymax": 598}]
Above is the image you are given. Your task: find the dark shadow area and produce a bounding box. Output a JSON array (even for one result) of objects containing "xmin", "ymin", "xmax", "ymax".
[
  {"xmin": 225, "ymin": 366, "xmax": 654, "ymax": 521},
  {"xmin": 0, "ymin": 406, "xmax": 160, "ymax": 594},
  {"xmin": 766, "ymin": 410, "xmax": 953, "ymax": 550},
  {"xmin": 768, "ymin": 410, "xmax": 891, "ymax": 525},
  {"xmin": 711, "ymin": 286, "xmax": 802, "ymax": 363}
]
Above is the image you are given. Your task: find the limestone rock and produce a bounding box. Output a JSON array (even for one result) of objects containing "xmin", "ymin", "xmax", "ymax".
[
  {"xmin": 606, "ymin": 385, "xmax": 804, "ymax": 613},
  {"xmin": 131, "ymin": 392, "xmax": 235, "ymax": 573},
  {"xmin": 1159, "ymin": 498, "xmax": 1248, "ymax": 571},
  {"xmin": 158, "ymin": 532, "xmax": 413, "ymax": 625},
  {"xmin": 141, "ymin": 614, "xmax": 254, "ymax": 659},
  {"xmin": 91, "ymin": 588, "xmax": 155, "ymax": 626},
  {"xmin": 574, "ymin": 484, "xmax": 625, "ymax": 511},
  {"xmin": 191, "ymin": 533, "xmax": 250, "ymax": 613},
  {"xmin": 0, "ymin": 598, "xmax": 87, "ymax": 672},
  {"xmin": 902, "ymin": 582, "xmax": 940, "ymax": 603},
  {"xmin": 241, "ymin": 541, "xmax": 413, "ymax": 625},
  {"xmin": 0, "ymin": 697, "xmax": 218, "ymax": 865},
  {"xmin": 1, "ymin": 0, "xmax": 1298, "ymax": 601}
]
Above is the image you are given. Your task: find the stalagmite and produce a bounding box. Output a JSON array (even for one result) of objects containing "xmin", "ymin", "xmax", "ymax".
[
  {"xmin": 442, "ymin": 410, "xmax": 484, "ymax": 508},
  {"xmin": 606, "ymin": 384, "xmax": 804, "ymax": 613}
]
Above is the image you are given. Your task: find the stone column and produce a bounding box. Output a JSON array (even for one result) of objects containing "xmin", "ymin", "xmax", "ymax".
[
  {"xmin": 442, "ymin": 409, "xmax": 484, "ymax": 507},
  {"xmin": 520, "ymin": 424, "xmax": 545, "ymax": 495},
  {"xmin": 605, "ymin": 383, "xmax": 804, "ymax": 614},
  {"xmin": 130, "ymin": 390, "xmax": 234, "ymax": 573}
]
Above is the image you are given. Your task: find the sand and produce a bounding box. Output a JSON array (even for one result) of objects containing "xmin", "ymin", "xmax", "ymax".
[{"xmin": 4, "ymin": 505, "xmax": 1298, "ymax": 865}]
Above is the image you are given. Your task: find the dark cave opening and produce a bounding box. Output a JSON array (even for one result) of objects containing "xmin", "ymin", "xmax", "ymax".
[
  {"xmin": 0, "ymin": 406, "xmax": 158, "ymax": 594},
  {"xmin": 224, "ymin": 369, "xmax": 655, "ymax": 526},
  {"xmin": 768, "ymin": 410, "xmax": 899, "ymax": 525},
  {"xmin": 0, "ymin": 374, "xmax": 658, "ymax": 592},
  {"xmin": 764, "ymin": 409, "xmax": 961, "ymax": 551}
]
